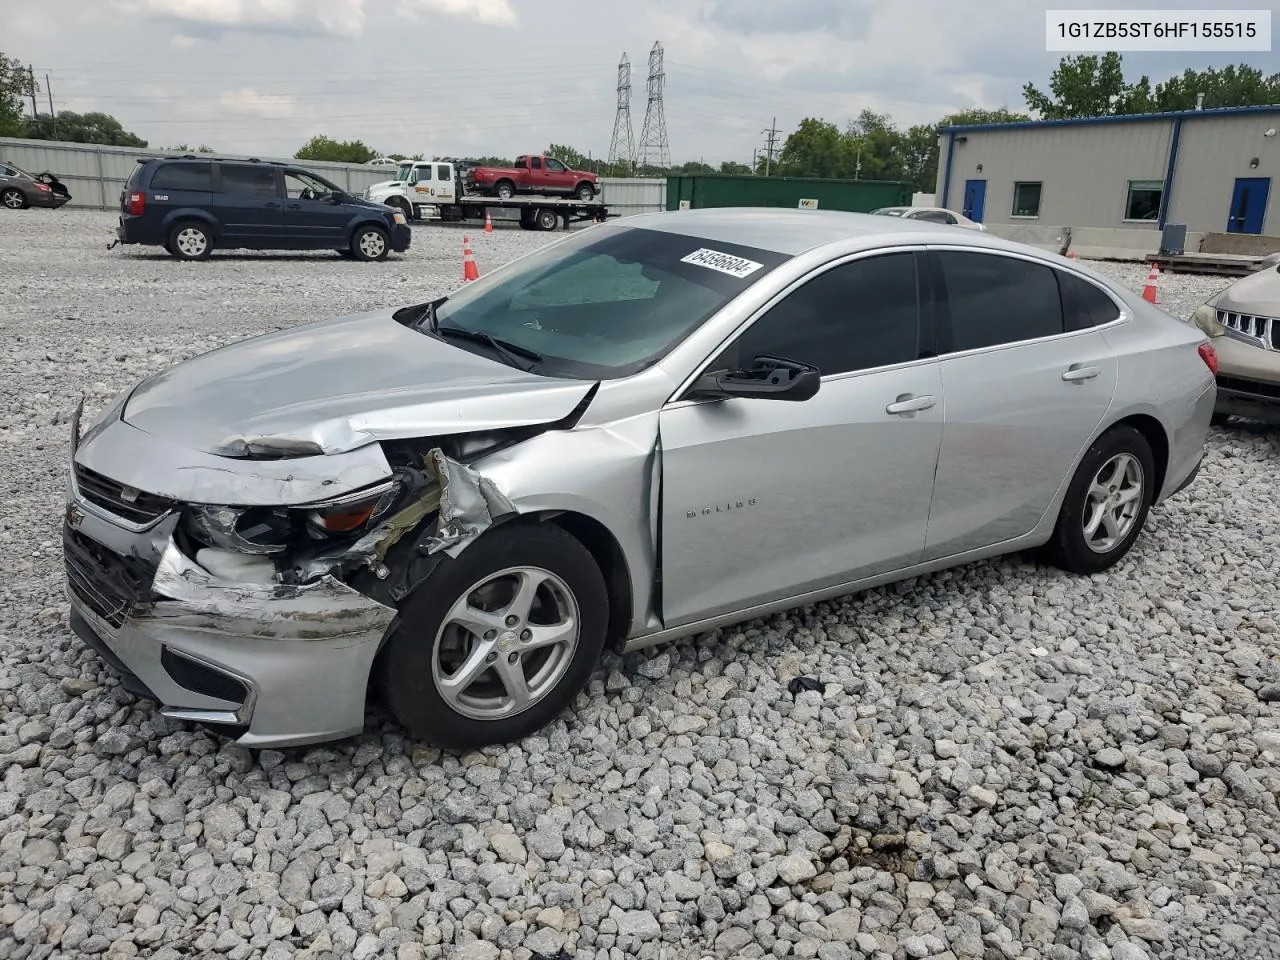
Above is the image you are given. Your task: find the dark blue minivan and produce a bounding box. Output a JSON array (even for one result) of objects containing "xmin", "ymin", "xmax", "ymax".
[{"xmin": 116, "ymin": 156, "xmax": 411, "ymax": 261}]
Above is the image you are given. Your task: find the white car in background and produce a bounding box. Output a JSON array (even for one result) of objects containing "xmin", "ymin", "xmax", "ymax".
[{"xmin": 872, "ymin": 206, "xmax": 986, "ymax": 230}]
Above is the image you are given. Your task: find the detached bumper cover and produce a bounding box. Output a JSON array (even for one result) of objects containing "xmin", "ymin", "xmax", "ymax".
[{"xmin": 64, "ymin": 516, "xmax": 397, "ymax": 748}]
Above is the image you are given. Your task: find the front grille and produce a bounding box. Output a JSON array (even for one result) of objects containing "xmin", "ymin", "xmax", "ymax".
[
  {"xmin": 1216, "ymin": 309, "xmax": 1280, "ymax": 351},
  {"xmin": 73, "ymin": 463, "xmax": 175, "ymax": 525},
  {"xmin": 63, "ymin": 525, "xmax": 158, "ymax": 627}
]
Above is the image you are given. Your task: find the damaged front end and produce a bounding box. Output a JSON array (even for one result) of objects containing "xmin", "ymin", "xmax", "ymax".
[{"xmin": 64, "ymin": 401, "xmax": 545, "ymax": 747}]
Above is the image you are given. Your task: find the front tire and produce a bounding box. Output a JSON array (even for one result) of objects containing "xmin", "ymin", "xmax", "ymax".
[
  {"xmin": 377, "ymin": 524, "xmax": 608, "ymax": 750},
  {"xmin": 168, "ymin": 220, "xmax": 213, "ymax": 260},
  {"xmin": 351, "ymin": 224, "xmax": 389, "ymax": 261},
  {"xmin": 575, "ymin": 182, "xmax": 596, "ymax": 201},
  {"xmin": 1, "ymin": 187, "xmax": 27, "ymax": 209},
  {"xmin": 1042, "ymin": 425, "xmax": 1155, "ymax": 574}
]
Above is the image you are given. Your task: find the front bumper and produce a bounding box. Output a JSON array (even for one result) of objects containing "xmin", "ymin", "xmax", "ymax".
[
  {"xmin": 1210, "ymin": 335, "xmax": 1280, "ymax": 423},
  {"xmin": 63, "ymin": 483, "xmax": 398, "ymax": 748}
]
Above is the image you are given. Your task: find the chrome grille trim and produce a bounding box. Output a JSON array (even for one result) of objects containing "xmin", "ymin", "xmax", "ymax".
[
  {"xmin": 72, "ymin": 463, "xmax": 175, "ymax": 527},
  {"xmin": 1216, "ymin": 309, "xmax": 1280, "ymax": 351}
]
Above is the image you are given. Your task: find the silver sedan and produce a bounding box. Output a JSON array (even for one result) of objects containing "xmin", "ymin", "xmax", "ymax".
[{"xmin": 63, "ymin": 208, "xmax": 1218, "ymax": 749}]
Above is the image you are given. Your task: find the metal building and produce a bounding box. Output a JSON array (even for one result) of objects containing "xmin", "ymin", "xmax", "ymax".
[{"xmin": 935, "ymin": 105, "xmax": 1280, "ymax": 256}]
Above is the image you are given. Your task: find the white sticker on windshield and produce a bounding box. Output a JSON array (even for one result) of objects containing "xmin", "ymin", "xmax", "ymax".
[{"xmin": 680, "ymin": 247, "xmax": 764, "ymax": 279}]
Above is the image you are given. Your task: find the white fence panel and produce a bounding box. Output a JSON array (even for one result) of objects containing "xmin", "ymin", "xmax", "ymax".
[
  {"xmin": 600, "ymin": 177, "xmax": 666, "ymax": 217},
  {"xmin": 0, "ymin": 136, "xmax": 392, "ymax": 211}
]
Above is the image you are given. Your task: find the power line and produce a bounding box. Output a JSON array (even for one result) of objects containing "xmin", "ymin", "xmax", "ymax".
[
  {"xmin": 607, "ymin": 52, "xmax": 635, "ymax": 172},
  {"xmin": 636, "ymin": 41, "xmax": 670, "ymax": 170}
]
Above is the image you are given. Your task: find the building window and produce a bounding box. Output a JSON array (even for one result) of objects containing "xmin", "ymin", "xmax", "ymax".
[
  {"xmin": 1125, "ymin": 180, "xmax": 1163, "ymax": 221},
  {"xmin": 1012, "ymin": 182, "xmax": 1042, "ymax": 218}
]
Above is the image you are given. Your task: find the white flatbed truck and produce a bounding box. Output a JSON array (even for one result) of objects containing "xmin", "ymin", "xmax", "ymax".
[{"xmin": 362, "ymin": 159, "xmax": 612, "ymax": 231}]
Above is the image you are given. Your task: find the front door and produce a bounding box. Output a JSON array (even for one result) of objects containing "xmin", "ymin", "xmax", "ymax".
[
  {"xmin": 542, "ymin": 157, "xmax": 575, "ymax": 193},
  {"xmin": 658, "ymin": 249, "xmax": 944, "ymax": 626},
  {"xmin": 213, "ymin": 164, "xmax": 284, "ymax": 243},
  {"xmin": 282, "ymin": 170, "xmax": 347, "ymax": 246},
  {"xmin": 921, "ymin": 248, "xmax": 1118, "ymax": 561},
  {"xmin": 433, "ymin": 163, "xmax": 456, "ymax": 204},
  {"xmin": 962, "ymin": 179, "xmax": 986, "ymax": 222},
  {"xmin": 1227, "ymin": 177, "xmax": 1271, "ymax": 234}
]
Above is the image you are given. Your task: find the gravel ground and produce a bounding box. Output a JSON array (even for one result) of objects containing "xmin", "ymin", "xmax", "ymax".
[{"xmin": 2, "ymin": 208, "xmax": 1279, "ymax": 960}]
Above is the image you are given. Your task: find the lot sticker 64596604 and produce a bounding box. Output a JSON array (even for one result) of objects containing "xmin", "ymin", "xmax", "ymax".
[{"xmin": 679, "ymin": 248, "xmax": 764, "ymax": 279}]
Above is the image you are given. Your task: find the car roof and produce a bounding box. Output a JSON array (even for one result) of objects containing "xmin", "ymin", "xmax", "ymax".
[{"xmin": 616, "ymin": 207, "xmax": 982, "ymax": 256}]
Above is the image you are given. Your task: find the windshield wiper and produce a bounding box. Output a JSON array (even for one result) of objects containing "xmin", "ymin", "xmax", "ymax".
[{"xmin": 434, "ymin": 323, "xmax": 543, "ymax": 371}]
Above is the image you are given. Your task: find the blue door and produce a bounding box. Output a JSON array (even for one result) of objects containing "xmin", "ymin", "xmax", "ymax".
[
  {"xmin": 1227, "ymin": 177, "xmax": 1271, "ymax": 234},
  {"xmin": 213, "ymin": 164, "xmax": 284, "ymax": 244},
  {"xmin": 962, "ymin": 179, "xmax": 986, "ymax": 222}
]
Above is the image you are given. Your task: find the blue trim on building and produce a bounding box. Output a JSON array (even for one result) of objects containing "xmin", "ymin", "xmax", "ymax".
[
  {"xmin": 1157, "ymin": 118, "xmax": 1183, "ymax": 230},
  {"xmin": 940, "ymin": 129, "xmax": 956, "ymax": 209},
  {"xmin": 940, "ymin": 103, "xmax": 1280, "ymax": 134}
]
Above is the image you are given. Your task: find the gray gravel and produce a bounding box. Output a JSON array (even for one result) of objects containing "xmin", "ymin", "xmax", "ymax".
[{"xmin": 2, "ymin": 208, "xmax": 1280, "ymax": 960}]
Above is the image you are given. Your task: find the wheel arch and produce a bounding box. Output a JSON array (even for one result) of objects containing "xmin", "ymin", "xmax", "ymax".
[
  {"xmin": 163, "ymin": 209, "xmax": 221, "ymax": 239},
  {"xmin": 494, "ymin": 509, "xmax": 634, "ymax": 653},
  {"xmin": 1106, "ymin": 412, "xmax": 1169, "ymax": 499}
]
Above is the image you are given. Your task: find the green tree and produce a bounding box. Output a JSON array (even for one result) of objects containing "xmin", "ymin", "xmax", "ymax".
[
  {"xmin": 1152, "ymin": 64, "xmax": 1280, "ymax": 111},
  {"xmin": 545, "ymin": 143, "xmax": 597, "ymax": 170},
  {"xmin": 294, "ymin": 134, "xmax": 378, "ymax": 164},
  {"xmin": 775, "ymin": 118, "xmax": 848, "ymax": 178},
  {"xmin": 719, "ymin": 160, "xmax": 751, "ymax": 175},
  {"xmin": 163, "ymin": 143, "xmax": 216, "ymax": 153},
  {"xmin": 24, "ymin": 110, "xmax": 147, "ymax": 146},
  {"xmin": 0, "ymin": 52, "xmax": 32, "ymax": 137}
]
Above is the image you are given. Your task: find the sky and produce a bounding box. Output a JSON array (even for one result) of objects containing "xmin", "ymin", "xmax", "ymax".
[{"xmin": 4, "ymin": 0, "xmax": 1278, "ymax": 166}]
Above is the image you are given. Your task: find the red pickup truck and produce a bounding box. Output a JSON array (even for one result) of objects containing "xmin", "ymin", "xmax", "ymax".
[{"xmin": 469, "ymin": 155, "xmax": 599, "ymax": 202}]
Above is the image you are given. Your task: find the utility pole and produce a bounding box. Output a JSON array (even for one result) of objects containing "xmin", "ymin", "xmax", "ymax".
[
  {"xmin": 28, "ymin": 65, "xmax": 39, "ymax": 122},
  {"xmin": 761, "ymin": 117, "xmax": 779, "ymax": 177},
  {"xmin": 45, "ymin": 73, "xmax": 57, "ymax": 139}
]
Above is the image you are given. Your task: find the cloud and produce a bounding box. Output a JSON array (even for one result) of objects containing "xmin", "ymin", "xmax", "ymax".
[
  {"xmin": 113, "ymin": 0, "xmax": 366, "ymax": 38},
  {"xmin": 704, "ymin": 0, "xmax": 875, "ymax": 38},
  {"xmin": 397, "ymin": 0, "xmax": 518, "ymax": 27},
  {"xmin": 219, "ymin": 88, "xmax": 304, "ymax": 120}
]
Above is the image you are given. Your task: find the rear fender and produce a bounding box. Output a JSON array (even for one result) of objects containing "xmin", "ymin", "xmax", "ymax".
[{"xmin": 160, "ymin": 207, "xmax": 220, "ymax": 239}]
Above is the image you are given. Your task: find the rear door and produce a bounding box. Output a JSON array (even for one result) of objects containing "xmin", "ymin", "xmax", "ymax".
[
  {"xmin": 282, "ymin": 169, "xmax": 346, "ymax": 246},
  {"xmin": 920, "ymin": 248, "xmax": 1119, "ymax": 561},
  {"xmin": 213, "ymin": 163, "xmax": 284, "ymax": 244}
]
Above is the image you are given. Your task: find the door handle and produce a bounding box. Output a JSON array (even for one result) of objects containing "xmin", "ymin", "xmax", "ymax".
[
  {"xmin": 886, "ymin": 393, "xmax": 937, "ymax": 415},
  {"xmin": 1062, "ymin": 364, "xmax": 1100, "ymax": 382},
  {"xmin": 286, "ymin": 202, "xmax": 301, "ymax": 209},
  {"xmin": 265, "ymin": 201, "xmax": 280, "ymax": 208}
]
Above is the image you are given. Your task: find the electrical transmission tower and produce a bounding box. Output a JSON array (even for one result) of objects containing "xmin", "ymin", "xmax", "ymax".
[
  {"xmin": 637, "ymin": 41, "xmax": 671, "ymax": 171},
  {"xmin": 607, "ymin": 53, "xmax": 635, "ymax": 171}
]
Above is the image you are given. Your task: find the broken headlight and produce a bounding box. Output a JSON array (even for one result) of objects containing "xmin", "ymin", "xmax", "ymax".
[{"xmin": 182, "ymin": 480, "xmax": 402, "ymax": 555}]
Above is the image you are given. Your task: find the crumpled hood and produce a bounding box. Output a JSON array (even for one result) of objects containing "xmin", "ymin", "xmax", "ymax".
[
  {"xmin": 122, "ymin": 309, "xmax": 596, "ymax": 457},
  {"xmin": 1210, "ymin": 266, "xmax": 1280, "ymax": 317}
]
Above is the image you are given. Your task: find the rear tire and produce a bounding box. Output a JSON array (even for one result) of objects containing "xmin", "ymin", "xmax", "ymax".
[
  {"xmin": 351, "ymin": 224, "xmax": 389, "ymax": 261},
  {"xmin": 494, "ymin": 181, "xmax": 516, "ymax": 201},
  {"xmin": 168, "ymin": 220, "xmax": 213, "ymax": 260},
  {"xmin": 1, "ymin": 187, "xmax": 27, "ymax": 210},
  {"xmin": 1042, "ymin": 425, "xmax": 1155, "ymax": 575},
  {"xmin": 535, "ymin": 208, "xmax": 558, "ymax": 231},
  {"xmin": 377, "ymin": 524, "xmax": 609, "ymax": 750}
]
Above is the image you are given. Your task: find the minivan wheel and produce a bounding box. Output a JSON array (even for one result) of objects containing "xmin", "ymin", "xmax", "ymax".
[
  {"xmin": 352, "ymin": 224, "xmax": 389, "ymax": 261},
  {"xmin": 1042, "ymin": 424, "xmax": 1155, "ymax": 575},
  {"xmin": 2, "ymin": 187, "xmax": 28, "ymax": 209},
  {"xmin": 377, "ymin": 524, "xmax": 609, "ymax": 750},
  {"xmin": 169, "ymin": 221, "xmax": 213, "ymax": 260}
]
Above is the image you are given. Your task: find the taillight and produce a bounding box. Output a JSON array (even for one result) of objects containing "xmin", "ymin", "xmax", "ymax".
[
  {"xmin": 1198, "ymin": 342, "xmax": 1218, "ymax": 375},
  {"xmin": 34, "ymin": 182, "xmax": 50, "ymax": 192},
  {"xmin": 126, "ymin": 191, "xmax": 145, "ymax": 216}
]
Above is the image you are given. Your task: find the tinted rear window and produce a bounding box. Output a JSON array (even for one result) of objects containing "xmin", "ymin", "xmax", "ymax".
[
  {"xmin": 935, "ymin": 250, "xmax": 1064, "ymax": 352},
  {"xmin": 1058, "ymin": 270, "xmax": 1122, "ymax": 330},
  {"xmin": 150, "ymin": 162, "xmax": 213, "ymax": 192},
  {"xmin": 218, "ymin": 165, "xmax": 277, "ymax": 198}
]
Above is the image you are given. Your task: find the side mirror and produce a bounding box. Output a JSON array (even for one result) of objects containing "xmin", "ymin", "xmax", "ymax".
[
  {"xmin": 689, "ymin": 355, "xmax": 820, "ymax": 402},
  {"xmin": 328, "ymin": 190, "xmax": 347, "ymax": 204}
]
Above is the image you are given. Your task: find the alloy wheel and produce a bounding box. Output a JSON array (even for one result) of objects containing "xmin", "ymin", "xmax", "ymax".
[
  {"xmin": 359, "ymin": 230, "xmax": 386, "ymax": 258},
  {"xmin": 1082, "ymin": 452, "xmax": 1144, "ymax": 553},
  {"xmin": 431, "ymin": 565, "xmax": 580, "ymax": 721},
  {"xmin": 176, "ymin": 227, "xmax": 208, "ymax": 257},
  {"xmin": 2, "ymin": 189, "xmax": 24, "ymax": 209}
]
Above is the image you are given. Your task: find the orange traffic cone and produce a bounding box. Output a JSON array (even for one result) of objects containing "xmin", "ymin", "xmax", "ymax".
[
  {"xmin": 1142, "ymin": 263, "xmax": 1159, "ymax": 303},
  {"xmin": 484, "ymin": 211, "xmax": 493, "ymax": 233},
  {"xmin": 462, "ymin": 236, "xmax": 480, "ymax": 281}
]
